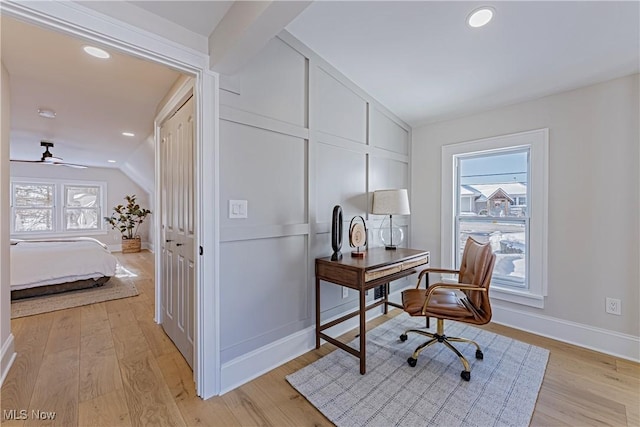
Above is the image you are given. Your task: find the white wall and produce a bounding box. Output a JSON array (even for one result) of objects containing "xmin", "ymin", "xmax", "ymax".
[
  {"xmin": 9, "ymin": 163, "xmax": 152, "ymax": 250},
  {"xmin": 412, "ymin": 74, "xmax": 639, "ymax": 357},
  {"xmin": 217, "ymin": 32, "xmax": 412, "ymax": 389},
  {"xmin": 1, "ymin": 62, "xmax": 16, "ymax": 385}
]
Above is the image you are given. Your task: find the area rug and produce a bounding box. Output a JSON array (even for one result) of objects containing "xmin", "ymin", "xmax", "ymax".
[
  {"xmin": 287, "ymin": 313, "xmax": 549, "ymax": 427},
  {"xmin": 11, "ymin": 276, "xmax": 139, "ymax": 319}
]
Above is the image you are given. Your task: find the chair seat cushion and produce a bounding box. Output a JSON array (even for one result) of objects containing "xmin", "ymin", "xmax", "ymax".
[{"xmin": 402, "ymin": 288, "xmax": 474, "ymax": 320}]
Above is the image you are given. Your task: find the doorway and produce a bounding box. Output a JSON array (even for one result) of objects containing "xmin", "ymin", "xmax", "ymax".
[{"xmin": 1, "ymin": 2, "xmax": 219, "ymax": 398}]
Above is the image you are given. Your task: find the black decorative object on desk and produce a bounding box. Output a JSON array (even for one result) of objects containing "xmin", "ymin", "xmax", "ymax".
[
  {"xmin": 348, "ymin": 215, "xmax": 367, "ymax": 258},
  {"xmin": 331, "ymin": 205, "xmax": 343, "ymax": 260}
]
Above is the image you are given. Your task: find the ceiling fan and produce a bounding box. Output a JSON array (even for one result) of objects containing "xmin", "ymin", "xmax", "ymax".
[{"xmin": 10, "ymin": 141, "xmax": 88, "ymax": 169}]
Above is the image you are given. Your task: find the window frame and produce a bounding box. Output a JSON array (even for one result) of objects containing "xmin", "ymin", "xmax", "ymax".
[
  {"xmin": 11, "ymin": 177, "xmax": 107, "ymax": 238},
  {"xmin": 441, "ymin": 129, "xmax": 549, "ymax": 308}
]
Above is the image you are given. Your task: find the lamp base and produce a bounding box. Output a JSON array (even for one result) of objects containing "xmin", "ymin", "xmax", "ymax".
[{"xmin": 384, "ymin": 245, "xmax": 398, "ymax": 250}]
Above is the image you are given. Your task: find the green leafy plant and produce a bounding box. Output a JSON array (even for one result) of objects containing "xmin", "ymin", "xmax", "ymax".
[{"xmin": 104, "ymin": 194, "xmax": 151, "ymax": 239}]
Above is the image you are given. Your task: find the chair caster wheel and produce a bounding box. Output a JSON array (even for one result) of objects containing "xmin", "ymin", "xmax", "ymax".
[
  {"xmin": 476, "ymin": 350, "xmax": 484, "ymax": 359},
  {"xmin": 400, "ymin": 334, "xmax": 407, "ymax": 342},
  {"xmin": 461, "ymin": 371, "xmax": 471, "ymax": 381},
  {"xmin": 407, "ymin": 357, "xmax": 417, "ymax": 367}
]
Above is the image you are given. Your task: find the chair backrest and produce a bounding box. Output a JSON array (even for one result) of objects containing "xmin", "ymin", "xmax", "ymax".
[{"xmin": 458, "ymin": 237, "xmax": 496, "ymax": 320}]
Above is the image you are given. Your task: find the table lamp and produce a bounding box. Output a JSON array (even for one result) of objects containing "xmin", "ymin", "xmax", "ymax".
[{"xmin": 371, "ymin": 189, "xmax": 410, "ymax": 250}]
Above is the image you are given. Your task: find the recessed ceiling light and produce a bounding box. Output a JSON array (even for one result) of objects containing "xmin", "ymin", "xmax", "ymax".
[
  {"xmin": 37, "ymin": 108, "xmax": 56, "ymax": 119},
  {"xmin": 83, "ymin": 46, "xmax": 110, "ymax": 59},
  {"xmin": 467, "ymin": 7, "xmax": 495, "ymax": 28},
  {"xmin": 107, "ymin": 160, "xmax": 117, "ymax": 163},
  {"xmin": 122, "ymin": 132, "xmax": 135, "ymax": 137}
]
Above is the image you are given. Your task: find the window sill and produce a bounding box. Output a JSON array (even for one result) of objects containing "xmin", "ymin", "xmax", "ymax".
[{"xmin": 490, "ymin": 286, "xmax": 544, "ymax": 308}]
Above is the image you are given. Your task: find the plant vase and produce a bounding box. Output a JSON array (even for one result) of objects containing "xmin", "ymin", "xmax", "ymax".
[{"xmin": 122, "ymin": 236, "xmax": 142, "ymax": 253}]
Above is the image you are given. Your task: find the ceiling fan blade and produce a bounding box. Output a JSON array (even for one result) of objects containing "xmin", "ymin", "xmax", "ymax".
[
  {"xmin": 53, "ymin": 162, "xmax": 88, "ymax": 169},
  {"xmin": 43, "ymin": 156, "xmax": 64, "ymax": 163},
  {"xmin": 10, "ymin": 159, "xmax": 44, "ymax": 163}
]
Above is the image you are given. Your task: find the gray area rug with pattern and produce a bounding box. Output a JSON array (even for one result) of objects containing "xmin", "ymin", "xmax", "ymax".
[
  {"xmin": 11, "ymin": 276, "xmax": 138, "ymax": 318},
  {"xmin": 287, "ymin": 313, "xmax": 549, "ymax": 427}
]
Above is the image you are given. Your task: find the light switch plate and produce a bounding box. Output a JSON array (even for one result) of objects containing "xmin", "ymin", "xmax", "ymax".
[{"xmin": 229, "ymin": 200, "xmax": 247, "ymax": 219}]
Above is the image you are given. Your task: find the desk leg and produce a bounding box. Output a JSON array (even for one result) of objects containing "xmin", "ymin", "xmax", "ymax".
[
  {"xmin": 315, "ymin": 276, "xmax": 321, "ymax": 349},
  {"xmin": 359, "ymin": 288, "xmax": 366, "ymax": 374},
  {"xmin": 383, "ymin": 282, "xmax": 389, "ymax": 314}
]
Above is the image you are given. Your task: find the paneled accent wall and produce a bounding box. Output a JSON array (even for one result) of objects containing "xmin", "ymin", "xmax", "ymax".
[{"xmin": 218, "ymin": 32, "xmax": 411, "ymax": 364}]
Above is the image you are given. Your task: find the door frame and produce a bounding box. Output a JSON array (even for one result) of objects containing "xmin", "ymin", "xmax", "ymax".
[{"xmin": 2, "ymin": 1, "xmax": 221, "ymax": 398}]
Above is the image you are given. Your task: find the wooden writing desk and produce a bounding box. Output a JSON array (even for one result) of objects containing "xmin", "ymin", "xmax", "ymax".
[{"xmin": 315, "ymin": 247, "xmax": 429, "ymax": 374}]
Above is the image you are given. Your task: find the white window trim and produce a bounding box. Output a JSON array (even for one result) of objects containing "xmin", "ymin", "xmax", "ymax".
[
  {"xmin": 11, "ymin": 177, "xmax": 107, "ymax": 238},
  {"xmin": 441, "ymin": 128, "xmax": 549, "ymax": 308}
]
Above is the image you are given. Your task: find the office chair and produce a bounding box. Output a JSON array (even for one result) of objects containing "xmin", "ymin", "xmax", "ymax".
[{"xmin": 400, "ymin": 237, "xmax": 496, "ymax": 381}]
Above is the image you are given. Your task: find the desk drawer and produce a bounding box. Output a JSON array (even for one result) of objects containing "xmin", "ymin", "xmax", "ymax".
[
  {"xmin": 402, "ymin": 254, "xmax": 429, "ymax": 270},
  {"xmin": 364, "ymin": 254, "xmax": 429, "ymax": 282}
]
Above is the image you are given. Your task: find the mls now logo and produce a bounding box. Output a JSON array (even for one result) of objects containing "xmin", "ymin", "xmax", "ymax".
[
  {"xmin": 3, "ymin": 409, "xmax": 56, "ymax": 420},
  {"xmin": 31, "ymin": 410, "xmax": 57, "ymax": 420},
  {"xmin": 3, "ymin": 410, "xmax": 27, "ymax": 420}
]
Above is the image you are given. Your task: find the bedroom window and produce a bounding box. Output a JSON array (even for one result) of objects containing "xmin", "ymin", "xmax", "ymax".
[
  {"xmin": 441, "ymin": 129, "xmax": 548, "ymax": 308},
  {"xmin": 64, "ymin": 185, "xmax": 101, "ymax": 230},
  {"xmin": 12, "ymin": 183, "xmax": 55, "ymax": 232},
  {"xmin": 11, "ymin": 179, "xmax": 107, "ymax": 236}
]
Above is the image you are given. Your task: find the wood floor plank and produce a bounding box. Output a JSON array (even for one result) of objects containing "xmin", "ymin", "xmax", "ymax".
[
  {"xmin": 79, "ymin": 345, "xmax": 123, "ymax": 403},
  {"xmin": 138, "ymin": 318, "xmax": 178, "ymax": 358},
  {"xmin": 111, "ymin": 325, "xmax": 150, "ymax": 360},
  {"xmin": 43, "ymin": 308, "xmax": 81, "ymax": 355},
  {"xmin": 27, "ymin": 347, "xmax": 79, "ymax": 427},
  {"xmin": 1, "ymin": 312, "xmax": 55, "ymax": 413},
  {"xmin": 221, "ymin": 387, "xmax": 275, "ymax": 427},
  {"xmin": 118, "ymin": 351, "xmax": 186, "ymax": 427},
  {"xmin": 78, "ymin": 389, "xmax": 132, "ymax": 427}
]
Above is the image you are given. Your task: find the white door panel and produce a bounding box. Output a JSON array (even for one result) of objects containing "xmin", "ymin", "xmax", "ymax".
[{"xmin": 160, "ymin": 96, "xmax": 195, "ymax": 368}]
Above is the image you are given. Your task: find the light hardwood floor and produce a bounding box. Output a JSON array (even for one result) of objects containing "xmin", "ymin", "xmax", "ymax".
[{"xmin": 2, "ymin": 251, "xmax": 638, "ymax": 426}]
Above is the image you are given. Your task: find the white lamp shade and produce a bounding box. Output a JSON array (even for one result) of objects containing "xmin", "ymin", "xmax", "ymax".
[{"xmin": 372, "ymin": 189, "xmax": 410, "ymax": 215}]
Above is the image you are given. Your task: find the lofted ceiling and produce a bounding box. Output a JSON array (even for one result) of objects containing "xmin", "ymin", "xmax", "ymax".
[
  {"xmin": 2, "ymin": 15, "xmax": 184, "ymax": 169},
  {"xmin": 2, "ymin": 1, "xmax": 638, "ymax": 169}
]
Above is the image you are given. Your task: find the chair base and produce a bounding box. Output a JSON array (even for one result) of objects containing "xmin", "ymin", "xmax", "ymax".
[{"xmin": 400, "ymin": 319, "xmax": 483, "ymax": 381}]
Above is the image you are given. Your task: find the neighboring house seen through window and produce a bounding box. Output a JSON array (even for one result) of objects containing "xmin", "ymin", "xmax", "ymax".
[
  {"xmin": 441, "ymin": 129, "xmax": 548, "ymax": 308},
  {"xmin": 11, "ymin": 179, "xmax": 107, "ymax": 236}
]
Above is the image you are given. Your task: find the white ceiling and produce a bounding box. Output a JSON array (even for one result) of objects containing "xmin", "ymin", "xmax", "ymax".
[
  {"xmin": 2, "ymin": 1, "xmax": 639, "ymax": 169},
  {"xmin": 2, "ymin": 15, "xmax": 183, "ymax": 168},
  {"xmin": 286, "ymin": 1, "xmax": 640, "ymax": 126}
]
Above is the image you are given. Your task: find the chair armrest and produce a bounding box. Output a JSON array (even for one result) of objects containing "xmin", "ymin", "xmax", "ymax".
[
  {"xmin": 421, "ymin": 282, "xmax": 486, "ymax": 314},
  {"xmin": 414, "ymin": 268, "xmax": 461, "ymax": 289}
]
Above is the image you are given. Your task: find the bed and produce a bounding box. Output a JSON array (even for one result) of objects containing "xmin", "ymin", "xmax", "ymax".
[{"xmin": 10, "ymin": 237, "xmax": 118, "ymax": 300}]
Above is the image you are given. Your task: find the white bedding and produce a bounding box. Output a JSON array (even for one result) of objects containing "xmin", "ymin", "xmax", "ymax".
[{"xmin": 10, "ymin": 238, "xmax": 118, "ymax": 291}]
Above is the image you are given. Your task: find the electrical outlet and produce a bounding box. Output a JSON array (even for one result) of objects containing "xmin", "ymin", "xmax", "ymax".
[
  {"xmin": 606, "ymin": 297, "xmax": 622, "ymax": 315},
  {"xmin": 342, "ymin": 287, "xmax": 348, "ymax": 299}
]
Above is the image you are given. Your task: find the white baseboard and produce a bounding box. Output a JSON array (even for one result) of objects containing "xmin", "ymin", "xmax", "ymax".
[
  {"xmin": 219, "ymin": 306, "xmax": 387, "ymax": 394},
  {"xmin": 492, "ymin": 304, "xmax": 640, "ymax": 362},
  {"xmin": 220, "ymin": 326, "xmax": 315, "ymax": 394},
  {"xmin": 1, "ymin": 333, "xmax": 16, "ymax": 387}
]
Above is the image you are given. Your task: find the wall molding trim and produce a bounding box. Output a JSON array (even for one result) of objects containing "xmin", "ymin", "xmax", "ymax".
[
  {"xmin": 492, "ymin": 304, "xmax": 640, "ymax": 362},
  {"xmin": 219, "ymin": 307, "xmax": 387, "ymax": 393},
  {"xmin": 220, "ymin": 326, "xmax": 314, "ymax": 394},
  {"xmin": 0, "ymin": 333, "xmax": 16, "ymax": 387}
]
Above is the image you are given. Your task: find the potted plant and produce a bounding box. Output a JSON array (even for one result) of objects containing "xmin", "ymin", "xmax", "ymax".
[{"xmin": 104, "ymin": 194, "xmax": 151, "ymax": 253}]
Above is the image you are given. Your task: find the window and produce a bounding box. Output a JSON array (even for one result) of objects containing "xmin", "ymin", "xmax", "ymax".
[
  {"xmin": 11, "ymin": 179, "xmax": 106, "ymax": 236},
  {"xmin": 442, "ymin": 129, "xmax": 548, "ymax": 308},
  {"xmin": 64, "ymin": 185, "xmax": 100, "ymax": 230},
  {"xmin": 12, "ymin": 183, "xmax": 55, "ymax": 232}
]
